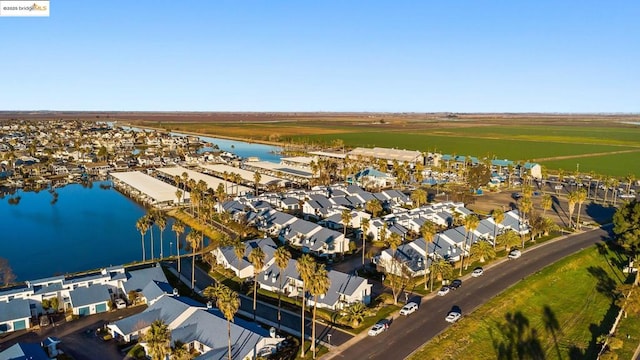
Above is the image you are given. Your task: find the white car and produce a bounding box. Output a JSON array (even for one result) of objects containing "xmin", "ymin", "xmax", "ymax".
[
  {"xmin": 508, "ymin": 249, "xmax": 522, "ymax": 259},
  {"xmin": 437, "ymin": 287, "xmax": 450, "ymax": 296},
  {"xmin": 620, "ymin": 193, "xmax": 636, "ymax": 199},
  {"xmin": 368, "ymin": 323, "xmax": 386, "ymax": 336},
  {"xmin": 445, "ymin": 311, "xmax": 461, "ymax": 323},
  {"xmin": 471, "ymin": 267, "xmax": 484, "ymax": 277},
  {"xmin": 114, "ymin": 298, "xmax": 127, "ymax": 309},
  {"xmin": 399, "ymin": 302, "xmax": 418, "ymax": 316}
]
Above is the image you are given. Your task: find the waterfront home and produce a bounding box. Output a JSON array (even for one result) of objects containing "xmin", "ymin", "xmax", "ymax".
[
  {"xmin": 69, "ymin": 285, "xmax": 111, "ymax": 316},
  {"xmin": 279, "ymin": 218, "xmax": 349, "ymax": 257},
  {"xmin": 257, "ymin": 259, "xmax": 372, "ymax": 310},
  {"xmin": 211, "ymin": 237, "xmax": 278, "ymax": 279},
  {"xmin": 351, "ymin": 167, "xmax": 395, "ymax": 189},
  {"xmin": 108, "ymin": 294, "xmax": 283, "ymax": 359},
  {"xmin": 0, "ymin": 299, "xmax": 32, "ymax": 334}
]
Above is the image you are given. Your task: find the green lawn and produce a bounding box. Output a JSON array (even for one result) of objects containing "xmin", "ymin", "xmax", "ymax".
[
  {"xmin": 428, "ymin": 125, "xmax": 640, "ymax": 147},
  {"xmin": 539, "ymin": 151, "xmax": 640, "ymax": 178},
  {"xmin": 291, "ymin": 132, "xmax": 636, "ymax": 162},
  {"xmin": 408, "ymin": 243, "xmax": 629, "ymax": 360}
]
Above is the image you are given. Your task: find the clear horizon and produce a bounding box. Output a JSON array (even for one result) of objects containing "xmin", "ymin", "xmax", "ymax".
[{"xmin": 1, "ymin": 1, "xmax": 638, "ymax": 113}]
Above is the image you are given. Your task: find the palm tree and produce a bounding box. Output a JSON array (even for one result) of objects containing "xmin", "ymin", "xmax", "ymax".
[
  {"xmin": 186, "ymin": 230, "xmax": 200, "ymax": 290},
  {"xmin": 170, "ymin": 341, "xmax": 191, "ymax": 360},
  {"xmin": 296, "ymin": 254, "xmax": 316, "ymax": 358},
  {"xmin": 496, "ymin": 230, "xmax": 521, "ymax": 252},
  {"xmin": 411, "ymin": 188, "xmax": 427, "ymax": 208},
  {"xmin": 156, "ymin": 212, "xmax": 167, "ymax": 259},
  {"xmin": 309, "ymin": 264, "xmax": 330, "ymax": 359},
  {"xmin": 420, "ymin": 221, "xmax": 437, "ymax": 290},
  {"xmin": 172, "ymin": 220, "xmax": 185, "ymax": 275},
  {"xmin": 541, "ymin": 194, "xmax": 552, "ymax": 216},
  {"xmin": 460, "ymin": 214, "xmax": 479, "ymax": 274},
  {"xmin": 341, "ymin": 209, "xmax": 351, "ymax": 240},
  {"xmin": 567, "ymin": 191, "xmax": 578, "ymax": 229},
  {"xmin": 143, "ymin": 320, "xmax": 170, "ymax": 360},
  {"xmin": 365, "ymin": 199, "xmax": 383, "ymax": 218},
  {"xmin": 519, "ymin": 197, "xmax": 533, "ymax": 247},
  {"xmin": 575, "ymin": 188, "xmax": 587, "ymax": 230},
  {"xmin": 146, "ymin": 212, "xmax": 156, "ymax": 260},
  {"xmin": 274, "ymin": 247, "xmax": 291, "ymax": 330},
  {"xmin": 387, "ymin": 232, "xmax": 403, "ymax": 304},
  {"xmin": 431, "ymin": 258, "xmax": 453, "ymax": 285},
  {"xmin": 253, "ymin": 171, "xmax": 261, "ymax": 195},
  {"xmin": 361, "ymin": 217, "xmax": 370, "ymax": 266},
  {"xmin": 470, "ymin": 240, "xmax": 495, "ymax": 263},
  {"xmin": 136, "ymin": 216, "xmax": 149, "ymax": 262},
  {"xmin": 248, "ymin": 246, "xmax": 266, "ymax": 321},
  {"xmin": 175, "ymin": 189, "xmax": 183, "ymax": 206},
  {"xmin": 626, "ymin": 174, "xmax": 636, "ymax": 194},
  {"xmin": 342, "ymin": 302, "xmax": 367, "ymax": 328},
  {"xmin": 492, "ymin": 209, "xmax": 505, "ymax": 250},
  {"xmin": 216, "ymin": 285, "xmax": 240, "ymax": 360}
]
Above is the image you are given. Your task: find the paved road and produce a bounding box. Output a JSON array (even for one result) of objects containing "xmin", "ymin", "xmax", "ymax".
[
  {"xmin": 326, "ymin": 225, "xmax": 613, "ymax": 360},
  {"xmin": 172, "ymin": 258, "xmax": 354, "ymax": 347}
]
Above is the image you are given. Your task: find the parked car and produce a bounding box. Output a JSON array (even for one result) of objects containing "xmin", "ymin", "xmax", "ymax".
[
  {"xmin": 449, "ymin": 279, "xmax": 462, "ymax": 290},
  {"xmin": 508, "ymin": 249, "xmax": 522, "ymax": 259},
  {"xmin": 114, "ymin": 298, "xmax": 127, "ymax": 309},
  {"xmin": 399, "ymin": 302, "xmax": 418, "ymax": 316},
  {"xmin": 471, "ymin": 267, "xmax": 484, "ymax": 277},
  {"xmin": 437, "ymin": 286, "xmax": 450, "ymax": 296},
  {"xmin": 368, "ymin": 318, "xmax": 391, "ymax": 336},
  {"xmin": 445, "ymin": 311, "xmax": 462, "ymax": 323}
]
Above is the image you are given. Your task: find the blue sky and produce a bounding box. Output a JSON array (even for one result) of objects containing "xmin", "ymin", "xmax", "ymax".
[{"xmin": 1, "ymin": 1, "xmax": 638, "ymax": 112}]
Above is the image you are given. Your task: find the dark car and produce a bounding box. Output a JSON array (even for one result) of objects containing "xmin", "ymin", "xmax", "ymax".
[{"xmin": 450, "ymin": 279, "xmax": 462, "ymax": 289}]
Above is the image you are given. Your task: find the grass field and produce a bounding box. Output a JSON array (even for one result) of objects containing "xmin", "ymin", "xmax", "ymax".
[
  {"xmin": 427, "ymin": 125, "xmax": 640, "ymax": 147},
  {"xmin": 408, "ymin": 244, "xmax": 630, "ymax": 360},
  {"xmin": 538, "ymin": 151, "xmax": 640, "ymax": 178},
  {"xmin": 291, "ymin": 132, "xmax": 637, "ymax": 161}
]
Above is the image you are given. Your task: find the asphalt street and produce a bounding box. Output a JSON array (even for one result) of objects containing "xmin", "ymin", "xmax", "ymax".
[{"xmin": 325, "ymin": 225, "xmax": 613, "ymax": 360}]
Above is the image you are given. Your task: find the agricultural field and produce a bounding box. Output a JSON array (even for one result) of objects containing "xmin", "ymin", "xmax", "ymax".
[
  {"xmin": 291, "ymin": 132, "xmax": 638, "ymax": 163},
  {"xmin": 539, "ymin": 151, "xmax": 640, "ymax": 178},
  {"xmin": 408, "ymin": 244, "xmax": 630, "ymax": 360}
]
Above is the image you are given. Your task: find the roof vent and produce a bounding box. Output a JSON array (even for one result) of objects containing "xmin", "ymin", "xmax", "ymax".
[{"xmin": 172, "ymin": 288, "xmax": 179, "ymax": 297}]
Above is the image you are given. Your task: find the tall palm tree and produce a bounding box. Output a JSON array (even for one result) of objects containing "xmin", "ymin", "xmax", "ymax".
[
  {"xmin": 387, "ymin": 232, "xmax": 403, "ymax": 304},
  {"xmin": 146, "ymin": 212, "xmax": 156, "ymax": 260},
  {"xmin": 172, "ymin": 220, "xmax": 185, "ymax": 275},
  {"xmin": 136, "ymin": 216, "xmax": 149, "ymax": 262},
  {"xmin": 420, "ymin": 221, "xmax": 437, "ymax": 290},
  {"xmin": 274, "ymin": 247, "xmax": 291, "ymax": 330},
  {"xmin": 492, "ymin": 208, "xmax": 505, "ymax": 250},
  {"xmin": 575, "ymin": 188, "xmax": 587, "ymax": 230},
  {"xmin": 541, "ymin": 194, "xmax": 552, "ymax": 216},
  {"xmin": 186, "ymin": 230, "xmax": 200, "ymax": 290},
  {"xmin": 431, "ymin": 258, "xmax": 453, "ymax": 285},
  {"xmin": 497, "ymin": 230, "xmax": 521, "ymax": 252},
  {"xmin": 411, "ymin": 188, "xmax": 427, "ymax": 208},
  {"xmin": 361, "ymin": 217, "xmax": 370, "ymax": 266},
  {"xmin": 341, "ymin": 209, "xmax": 351, "ymax": 241},
  {"xmin": 296, "ymin": 254, "xmax": 316, "ymax": 358},
  {"xmin": 143, "ymin": 319, "xmax": 170, "ymax": 360},
  {"xmin": 248, "ymin": 246, "xmax": 265, "ymax": 321},
  {"xmin": 175, "ymin": 189, "xmax": 183, "ymax": 206},
  {"xmin": 460, "ymin": 214, "xmax": 479, "ymax": 274},
  {"xmin": 216, "ymin": 285, "xmax": 240, "ymax": 360},
  {"xmin": 156, "ymin": 212, "xmax": 167, "ymax": 259},
  {"xmin": 567, "ymin": 191, "xmax": 578, "ymax": 229},
  {"xmin": 253, "ymin": 171, "xmax": 261, "ymax": 195},
  {"xmin": 519, "ymin": 197, "xmax": 533, "ymax": 247},
  {"xmin": 309, "ymin": 264, "xmax": 330, "ymax": 359}
]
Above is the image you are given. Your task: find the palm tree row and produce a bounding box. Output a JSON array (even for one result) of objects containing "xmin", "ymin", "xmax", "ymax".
[
  {"xmin": 296, "ymin": 254, "xmax": 331, "ymax": 359},
  {"xmin": 135, "ymin": 210, "xmax": 168, "ymax": 262}
]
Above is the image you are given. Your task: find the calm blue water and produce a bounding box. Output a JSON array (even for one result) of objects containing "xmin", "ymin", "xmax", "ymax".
[
  {"xmin": 172, "ymin": 133, "xmax": 282, "ymax": 163},
  {"xmin": 1, "ymin": 182, "xmax": 197, "ymax": 282}
]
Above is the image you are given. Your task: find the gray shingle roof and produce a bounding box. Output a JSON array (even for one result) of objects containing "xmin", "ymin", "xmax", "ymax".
[
  {"xmin": 123, "ymin": 265, "xmax": 169, "ymax": 293},
  {"xmin": 0, "ymin": 299, "xmax": 31, "ymax": 323},
  {"xmin": 69, "ymin": 285, "xmax": 110, "ymax": 308}
]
